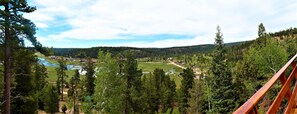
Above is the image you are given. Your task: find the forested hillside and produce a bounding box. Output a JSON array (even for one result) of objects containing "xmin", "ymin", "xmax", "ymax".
[
  {"xmin": 52, "ymin": 42, "xmax": 243, "ymax": 58},
  {"xmin": 1, "ymin": 0, "xmax": 297, "ymax": 113}
]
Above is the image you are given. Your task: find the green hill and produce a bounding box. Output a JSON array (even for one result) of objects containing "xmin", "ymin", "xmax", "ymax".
[{"xmin": 52, "ymin": 41, "xmax": 244, "ymax": 58}]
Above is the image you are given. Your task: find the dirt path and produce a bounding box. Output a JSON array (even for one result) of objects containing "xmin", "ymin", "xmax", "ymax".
[
  {"xmin": 168, "ymin": 60, "xmax": 202, "ymax": 76},
  {"xmin": 168, "ymin": 60, "xmax": 186, "ymax": 69}
]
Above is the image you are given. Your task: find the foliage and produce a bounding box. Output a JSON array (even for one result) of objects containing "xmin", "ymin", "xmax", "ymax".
[
  {"xmin": 188, "ymin": 79, "xmax": 208, "ymax": 114},
  {"xmin": 122, "ymin": 52, "xmax": 144, "ymax": 113},
  {"xmin": 68, "ymin": 70, "xmax": 80, "ymax": 97},
  {"xmin": 56, "ymin": 57, "xmax": 68, "ymax": 100},
  {"xmin": 142, "ymin": 69, "xmax": 176, "ymax": 113},
  {"xmin": 34, "ymin": 63, "xmax": 48, "ymax": 91},
  {"xmin": 269, "ymin": 27, "xmax": 297, "ymax": 37},
  {"xmin": 234, "ymin": 38, "xmax": 288, "ymax": 108},
  {"xmin": 84, "ymin": 58, "xmax": 95, "ymax": 96},
  {"xmin": 52, "ymin": 42, "xmax": 242, "ymax": 58},
  {"xmin": 142, "ymin": 73, "xmax": 158, "ymax": 113},
  {"xmin": 42, "ymin": 84, "xmax": 59, "ymax": 114},
  {"xmin": 208, "ymin": 26, "xmax": 236, "ymax": 113},
  {"xmin": 81, "ymin": 96, "xmax": 94, "ymax": 114},
  {"xmin": 284, "ymin": 36, "xmax": 297, "ymax": 58},
  {"xmin": 179, "ymin": 68, "xmax": 195, "ymax": 114},
  {"xmin": 0, "ymin": 0, "xmax": 44, "ymax": 113},
  {"xmin": 62, "ymin": 104, "xmax": 67, "ymax": 113},
  {"xmin": 11, "ymin": 49, "xmax": 38, "ymax": 114},
  {"xmin": 68, "ymin": 70, "xmax": 80, "ymax": 114},
  {"xmin": 258, "ymin": 23, "xmax": 266, "ymax": 38},
  {"xmin": 94, "ymin": 51, "xmax": 125, "ymax": 113}
]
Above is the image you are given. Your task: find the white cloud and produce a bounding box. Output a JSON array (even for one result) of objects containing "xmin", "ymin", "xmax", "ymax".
[
  {"xmin": 25, "ymin": 0, "xmax": 297, "ymax": 47},
  {"xmin": 34, "ymin": 22, "xmax": 49, "ymax": 28}
]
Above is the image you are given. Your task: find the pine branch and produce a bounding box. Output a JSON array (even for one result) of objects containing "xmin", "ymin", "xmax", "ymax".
[
  {"xmin": 0, "ymin": 93, "xmax": 22, "ymax": 106},
  {"xmin": 269, "ymin": 66, "xmax": 277, "ymax": 74}
]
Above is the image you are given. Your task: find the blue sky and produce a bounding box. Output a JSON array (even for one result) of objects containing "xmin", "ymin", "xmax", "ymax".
[{"xmin": 24, "ymin": 0, "xmax": 297, "ymax": 48}]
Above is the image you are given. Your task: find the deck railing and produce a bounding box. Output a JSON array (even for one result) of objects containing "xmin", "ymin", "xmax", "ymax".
[{"xmin": 233, "ymin": 53, "xmax": 297, "ymax": 114}]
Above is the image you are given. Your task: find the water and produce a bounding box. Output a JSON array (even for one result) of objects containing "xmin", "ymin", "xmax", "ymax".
[
  {"xmin": 38, "ymin": 57, "xmax": 58, "ymax": 67},
  {"xmin": 38, "ymin": 57, "xmax": 82, "ymax": 70}
]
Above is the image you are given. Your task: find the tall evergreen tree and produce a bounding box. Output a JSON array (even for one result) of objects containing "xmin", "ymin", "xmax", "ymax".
[
  {"xmin": 258, "ymin": 23, "xmax": 266, "ymax": 38},
  {"xmin": 56, "ymin": 57, "xmax": 68, "ymax": 101},
  {"xmin": 257, "ymin": 23, "xmax": 268, "ymax": 46},
  {"xmin": 34, "ymin": 63, "xmax": 48, "ymax": 91},
  {"xmin": 160, "ymin": 73, "xmax": 176, "ymax": 113},
  {"xmin": 123, "ymin": 53, "xmax": 143, "ymax": 114},
  {"xmin": 153, "ymin": 68, "xmax": 164, "ymax": 110},
  {"xmin": 209, "ymin": 26, "xmax": 235, "ymax": 113},
  {"xmin": 85, "ymin": 58, "xmax": 95, "ymax": 96},
  {"xmin": 74, "ymin": 70, "xmax": 80, "ymax": 114},
  {"xmin": 69, "ymin": 70, "xmax": 80, "ymax": 114},
  {"xmin": 0, "ymin": 1, "xmax": 42, "ymax": 113},
  {"xmin": 42, "ymin": 84, "xmax": 59, "ymax": 114},
  {"xmin": 34, "ymin": 62, "xmax": 48, "ymax": 109},
  {"xmin": 11, "ymin": 49, "xmax": 38, "ymax": 114},
  {"xmin": 179, "ymin": 68, "xmax": 195, "ymax": 114},
  {"xmin": 142, "ymin": 73, "xmax": 157, "ymax": 114}
]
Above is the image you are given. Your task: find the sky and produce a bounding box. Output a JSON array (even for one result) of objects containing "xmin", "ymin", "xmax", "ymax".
[{"xmin": 24, "ymin": 0, "xmax": 297, "ymax": 48}]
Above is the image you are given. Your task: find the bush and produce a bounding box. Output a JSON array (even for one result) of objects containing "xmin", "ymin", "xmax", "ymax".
[{"xmin": 62, "ymin": 104, "xmax": 67, "ymax": 113}]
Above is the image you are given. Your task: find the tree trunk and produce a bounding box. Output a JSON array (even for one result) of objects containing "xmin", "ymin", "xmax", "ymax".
[
  {"xmin": 61, "ymin": 72, "xmax": 64, "ymax": 101},
  {"xmin": 4, "ymin": 2, "xmax": 11, "ymax": 114},
  {"xmin": 195, "ymin": 80, "xmax": 199, "ymax": 114},
  {"xmin": 73, "ymin": 89, "xmax": 76, "ymax": 114}
]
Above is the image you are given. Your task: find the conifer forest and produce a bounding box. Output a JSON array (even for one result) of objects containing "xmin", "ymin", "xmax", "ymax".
[{"xmin": 0, "ymin": 0, "xmax": 297, "ymax": 114}]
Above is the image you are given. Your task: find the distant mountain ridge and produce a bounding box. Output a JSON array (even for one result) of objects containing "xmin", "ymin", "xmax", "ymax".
[{"xmin": 52, "ymin": 41, "xmax": 245, "ymax": 58}]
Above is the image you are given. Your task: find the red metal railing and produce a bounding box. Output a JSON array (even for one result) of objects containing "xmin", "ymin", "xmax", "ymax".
[{"xmin": 233, "ymin": 53, "xmax": 297, "ymax": 114}]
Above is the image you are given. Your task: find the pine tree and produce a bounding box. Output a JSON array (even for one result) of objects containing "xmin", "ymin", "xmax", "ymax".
[
  {"xmin": 0, "ymin": 1, "xmax": 43, "ymax": 113},
  {"xmin": 69, "ymin": 70, "xmax": 80, "ymax": 114},
  {"xmin": 153, "ymin": 68, "xmax": 164, "ymax": 111},
  {"xmin": 258, "ymin": 23, "xmax": 266, "ymax": 38},
  {"xmin": 56, "ymin": 57, "xmax": 68, "ymax": 101},
  {"xmin": 257, "ymin": 23, "xmax": 268, "ymax": 46},
  {"xmin": 85, "ymin": 58, "xmax": 95, "ymax": 96},
  {"xmin": 160, "ymin": 73, "xmax": 176, "ymax": 113},
  {"xmin": 123, "ymin": 52, "xmax": 143, "ymax": 113},
  {"xmin": 42, "ymin": 84, "xmax": 59, "ymax": 114},
  {"xmin": 142, "ymin": 73, "xmax": 157, "ymax": 113},
  {"xmin": 34, "ymin": 63, "xmax": 48, "ymax": 91},
  {"xmin": 11, "ymin": 49, "xmax": 38, "ymax": 114},
  {"xmin": 74, "ymin": 70, "xmax": 80, "ymax": 114},
  {"xmin": 209, "ymin": 26, "xmax": 235, "ymax": 113},
  {"xmin": 179, "ymin": 68, "xmax": 195, "ymax": 114}
]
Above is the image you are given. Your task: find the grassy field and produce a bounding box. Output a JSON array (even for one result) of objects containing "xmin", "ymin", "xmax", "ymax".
[
  {"xmin": 138, "ymin": 62, "xmax": 183, "ymax": 72},
  {"xmin": 169, "ymin": 74, "xmax": 182, "ymax": 89},
  {"xmin": 138, "ymin": 62, "xmax": 183, "ymax": 88},
  {"xmin": 46, "ymin": 66, "xmax": 76, "ymax": 82}
]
